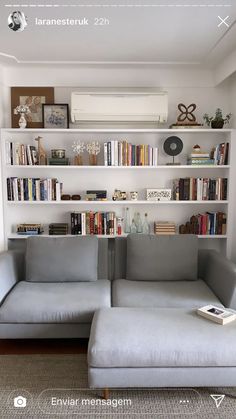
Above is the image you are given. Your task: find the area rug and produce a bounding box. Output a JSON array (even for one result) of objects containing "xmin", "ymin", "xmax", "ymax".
[{"xmin": 0, "ymin": 354, "xmax": 235, "ymax": 418}]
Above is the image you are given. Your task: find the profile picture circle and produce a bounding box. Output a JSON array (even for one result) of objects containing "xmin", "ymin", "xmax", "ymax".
[{"xmin": 8, "ymin": 11, "xmax": 27, "ymax": 32}]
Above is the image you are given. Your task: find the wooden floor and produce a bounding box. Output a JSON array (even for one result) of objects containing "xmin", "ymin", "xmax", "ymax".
[{"xmin": 0, "ymin": 339, "xmax": 88, "ymax": 355}]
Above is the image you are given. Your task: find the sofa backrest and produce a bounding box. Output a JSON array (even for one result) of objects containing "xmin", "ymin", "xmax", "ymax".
[
  {"xmin": 8, "ymin": 237, "xmax": 109, "ymax": 281},
  {"xmin": 115, "ymin": 235, "xmax": 199, "ymax": 281}
]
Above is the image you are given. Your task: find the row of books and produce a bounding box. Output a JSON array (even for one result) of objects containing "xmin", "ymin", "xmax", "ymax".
[
  {"xmin": 104, "ymin": 141, "xmax": 158, "ymax": 166},
  {"xmin": 71, "ymin": 211, "xmax": 116, "ymax": 235},
  {"xmin": 211, "ymin": 142, "xmax": 229, "ymax": 165},
  {"xmin": 188, "ymin": 142, "xmax": 229, "ymax": 166},
  {"xmin": 7, "ymin": 177, "xmax": 62, "ymax": 201},
  {"xmin": 179, "ymin": 212, "xmax": 227, "ymax": 235},
  {"xmin": 6, "ymin": 142, "xmax": 38, "ymax": 165},
  {"xmin": 173, "ymin": 178, "xmax": 228, "ymax": 201}
]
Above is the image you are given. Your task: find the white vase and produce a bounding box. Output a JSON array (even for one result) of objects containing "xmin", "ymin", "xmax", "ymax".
[{"xmin": 19, "ymin": 113, "xmax": 27, "ymax": 129}]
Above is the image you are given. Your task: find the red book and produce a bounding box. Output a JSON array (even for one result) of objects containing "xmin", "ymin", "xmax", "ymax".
[{"xmin": 89, "ymin": 212, "xmax": 94, "ymax": 235}]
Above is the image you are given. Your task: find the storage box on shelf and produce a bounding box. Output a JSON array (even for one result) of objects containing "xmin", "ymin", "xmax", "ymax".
[{"xmin": 1, "ymin": 128, "xmax": 235, "ymax": 257}]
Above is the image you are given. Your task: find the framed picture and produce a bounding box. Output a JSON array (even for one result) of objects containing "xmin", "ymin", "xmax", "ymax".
[
  {"xmin": 42, "ymin": 104, "xmax": 69, "ymax": 129},
  {"xmin": 11, "ymin": 87, "xmax": 54, "ymax": 128}
]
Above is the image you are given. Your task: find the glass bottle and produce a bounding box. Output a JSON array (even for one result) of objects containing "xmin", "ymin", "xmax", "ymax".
[
  {"xmin": 124, "ymin": 207, "xmax": 131, "ymax": 233},
  {"xmin": 134, "ymin": 212, "xmax": 139, "ymax": 227},
  {"xmin": 130, "ymin": 219, "xmax": 137, "ymax": 234},
  {"xmin": 136, "ymin": 212, "xmax": 143, "ymax": 233},
  {"xmin": 117, "ymin": 217, "xmax": 123, "ymax": 236},
  {"xmin": 142, "ymin": 213, "xmax": 150, "ymax": 234}
]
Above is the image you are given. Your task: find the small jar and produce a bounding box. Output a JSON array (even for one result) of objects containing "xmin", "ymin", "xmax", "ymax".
[{"xmin": 130, "ymin": 191, "xmax": 138, "ymax": 201}]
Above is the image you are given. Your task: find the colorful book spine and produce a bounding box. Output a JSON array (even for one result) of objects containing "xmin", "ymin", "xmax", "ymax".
[
  {"xmin": 7, "ymin": 142, "xmax": 38, "ymax": 165},
  {"xmin": 71, "ymin": 211, "xmax": 117, "ymax": 236},
  {"xmin": 6, "ymin": 177, "xmax": 62, "ymax": 201},
  {"xmin": 104, "ymin": 141, "xmax": 158, "ymax": 166},
  {"xmin": 179, "ymin": 212, "xmax": 227, "ymax": 235},
  {"xmin": 174, "ymin": 178, "xmax": 227, "ymax": 201}
]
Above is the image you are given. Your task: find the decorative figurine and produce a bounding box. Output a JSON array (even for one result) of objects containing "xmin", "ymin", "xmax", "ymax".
[
  {"xmin": 192, "ymin": 144, "xmax": 201, "ymax": 154},
  {"xmin": 112, "ymin": 189, "xmax": 127, "ymax": 201},
  {"xmin": 86, "ymin": 141, "xmax": 101, "ymax": 165},
  {"xmin": 35, "ymin": 136, "xmax": 47, "ymax": 165},
  {"xmin": 163, "ymin": 136, "xmax": 183, "ymax": 165},
  {"xmin": 72, "ymin": 141, "xmax": 85, "ymax": 165},
  {"xmin": 170, "ymin": 103, "xmax": 202, "ymax": 128}
]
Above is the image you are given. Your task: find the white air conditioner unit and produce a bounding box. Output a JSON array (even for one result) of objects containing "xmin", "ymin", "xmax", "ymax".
[{"xmin": 71, "ymin": 92, "xmax": 168, "ymax": 123}]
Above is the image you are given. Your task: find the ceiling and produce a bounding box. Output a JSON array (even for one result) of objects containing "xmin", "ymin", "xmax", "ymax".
[{"xmin": 0, "ymin": 0, "xmax": 236, "ymax": 65}]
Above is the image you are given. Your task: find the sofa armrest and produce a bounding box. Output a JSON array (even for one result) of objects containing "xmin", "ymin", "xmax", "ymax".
[
  {"xmin": 198, "ymin": 249, "xmax": 236, "ymax": 309},
  {"xmin": 0, "ymin": 251, "xmax": 21, "ymax": 304}
]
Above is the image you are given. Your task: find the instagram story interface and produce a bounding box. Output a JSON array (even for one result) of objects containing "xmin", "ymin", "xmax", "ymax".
[{"xmin": 0, "ymin": 1, "xmax": 236, "ymax": 418}]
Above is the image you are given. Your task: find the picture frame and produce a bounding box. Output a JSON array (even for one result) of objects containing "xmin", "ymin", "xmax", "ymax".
[
  {"xmin": 11, "ymin": 87, "xmax": 54, "ymax": 128},
  {"xmin": 42, "ymin": 104, "xmax": 69, "ymax": 129}
]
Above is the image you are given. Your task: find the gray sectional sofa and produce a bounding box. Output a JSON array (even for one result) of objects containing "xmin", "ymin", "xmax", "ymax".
[
  {"xmin": 88, "ymin": 235, "xmax": 236, "ymax": 390},
  {"xmin": 0, "ymin": 236, "xmax": 110, "ymax": 338},
  {"xmin": 1, "ymin": 234, "xmax": 236, "ymax": 390},
  {"xmin": 0, "ymin": 234, "xmax": 236, "ymax": 339}
]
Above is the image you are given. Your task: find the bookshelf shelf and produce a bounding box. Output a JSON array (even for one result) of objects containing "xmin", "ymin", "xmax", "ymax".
[
  {"xmin": 7, "ymin": 233, "xmax": 227, "ymax": 240},
  {"xmin": 7, "ymin": 200, "xmax": 229, "ymax": 205},
  {"xmin": 2, "ymin": 128, "xmax": 233, "ymax": 134},
  {"xmin": 6, "ymin": 165, "xmax": 230, "ymax": 170},
  {"xmin": 1, "ymin": 127, "xmax": 235, "ymax": 258}
]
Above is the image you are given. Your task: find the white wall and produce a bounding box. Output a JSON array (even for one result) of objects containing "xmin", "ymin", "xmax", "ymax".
[
  {"xmin": 229, "ymin": 72, "xmax": 236, "ymax": 262},
  {"xmin": 229, "ymin": 73, "xmax": 236, "ymax": 129},
  {"xmin": 0, "ymin": 62, "xmax": 234, "ymax": 255},
  {"xmin": 0, "ymin": 66, "xmax": 5, "ymax": 251},
  {"xmin": 2, "ymin": 64, "xmax": 232, "ymax": 127}
]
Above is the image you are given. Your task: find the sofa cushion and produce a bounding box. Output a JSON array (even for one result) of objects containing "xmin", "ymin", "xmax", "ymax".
[
  {"xmin": 26, "ymin": 236, "xmax": 98, "ymax": 282},
  {"xmin": 0, "ymin": 280, "xmax": 111, "ymax": 323},
  {"xmin": 112, "ymin": 279, "xmax": 224, "ymax": 308},
  {"xmin": 126, "ymin": 234, "xmax": 198, "ymax": 281},
  {"xmin": 88, "ymin": 308, "xmax": 236, "ymax": 368}
]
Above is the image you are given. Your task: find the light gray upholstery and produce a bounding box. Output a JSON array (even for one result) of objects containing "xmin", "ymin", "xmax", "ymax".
[
  {"xmin": 114, "ymin": 237, "xmax": 127, "ymax": 280},
  {"xmin": 88, "ymin": 308, "xmax": 236, "ymax": 368},
  {"xmin": 8, "ymin": 237, "xmax": 109, "ymax": 280},
  {"xmin": 26, "ymin": 236, "xmax": 98, "ymax": 282},
  {"xmin": 199, "ymin": 249, "xmax": 236, "ymax": 310},
  {"xmin": 0, "ymin": 251, "xmax": 21, "ymax": 304},
  {"xmin": 0, "ymin": 280, "xmax": 111, "ymax": 323},
  {"xmin": 0, "ymin": 323, "xmax": 91, "ymax": 339},
  {"xmin": 112, "ymin": 279, "xmax": 223, "ymax": 308},
  {"xmin": 126, "ymin": 235, "xmax": 198, "ymax": 281},
  {"xmin": 89, "ymin": 367, "xmax": 236, "ymax": 388}
]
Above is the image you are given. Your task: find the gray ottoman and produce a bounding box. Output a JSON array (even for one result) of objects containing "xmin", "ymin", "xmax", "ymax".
[{"xmin": 88, "ymin": 308, "xmax": 236, "ymax": 393}]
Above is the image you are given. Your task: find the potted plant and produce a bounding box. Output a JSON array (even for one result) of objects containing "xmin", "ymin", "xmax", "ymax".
[{"xmin": 203, "ymin": 109, "xmax": 232, "ymax": 129}]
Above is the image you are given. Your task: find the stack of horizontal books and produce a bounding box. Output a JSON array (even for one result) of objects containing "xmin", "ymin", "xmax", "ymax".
[
  {"xmin": 17, "ymin": 223, "xmax": 43, "ymax": 235},
  {"xmin": 85, "ymin": 190, "xmax": 107, "ymax": 201},
  {"xmin": 154, "ymin": 222, "xmax": 176, "ymax": 235},
  {"xmin": 48, "ymin": 158, "xmax": 69, "ymax": 166},
  {"xmin": 187, "ymin": 151, "xmax": 214, "ymax": 165},
  {"xmin": 49, "ymin": 223, "xmax": 69, "ymax": 235}
]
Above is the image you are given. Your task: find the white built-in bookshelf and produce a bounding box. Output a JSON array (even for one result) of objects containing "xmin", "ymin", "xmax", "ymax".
[{"xmin": 1, "ymin": 128, "xmax": 235, "ymax": 258}]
